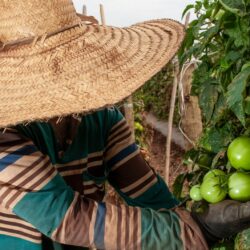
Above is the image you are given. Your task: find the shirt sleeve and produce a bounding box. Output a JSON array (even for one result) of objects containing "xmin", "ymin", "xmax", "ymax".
[
  {"xmin": 0, "ymin": 130, "xmax": 208, "ymax": 250},
  {"xmin": 104, "ymin": 108, "xmax": 179, "ymax": 210}
]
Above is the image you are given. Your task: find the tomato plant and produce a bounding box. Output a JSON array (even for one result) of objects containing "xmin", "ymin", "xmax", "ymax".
[
  {"xmin": 179, "ymin": 0, "xmax": 250, "ymax": 153},
  {"xmin": 173, "ymin": 0, "xmax": 250, "ymax": 244},
  {"xmin": 174, "ymin": 0, "xmax": 250, "ymax": 202},
  {"xmin": 227, "ymin": 137, "xmax": 250, "ymax": 170},
  {"xmin": 228, "ymin": 172, "xmax": 250, "ymax": 201}
]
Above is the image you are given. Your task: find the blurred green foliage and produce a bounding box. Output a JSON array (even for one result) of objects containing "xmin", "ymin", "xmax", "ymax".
[{"xmin": 133, "ymin": 64, "xmax": 176, "ymax": 121}]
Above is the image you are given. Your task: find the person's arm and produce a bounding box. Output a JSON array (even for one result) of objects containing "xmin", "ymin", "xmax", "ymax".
[
  {"xmin": 104, "ymin": 108, "xmax": 179, "ymax": 210},
  {"xmin": 0, "ymin": 130, "xmax": 207, "ymax": 250}
]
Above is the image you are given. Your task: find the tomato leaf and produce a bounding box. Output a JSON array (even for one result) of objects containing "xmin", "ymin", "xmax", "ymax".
[
  {"xmin": 225, "ymin": 18, "xmax": 250, "ymax": 48},
  {"xmin": 220, "ymin": 51, "xmax": 242, "ymax": 72},
  {"xmin": 172, "ymin": 173, "xmax": 187, "ymax": 199},
  {"xmin": 199, "ymin": 80, "xmax": 219, "ymax": 124},
  {"xmin": 211, "ymin": 149, "xmax": 227, "ymax": 168},
  {"xmin": 199, "ymin": 124, "xmax": 234, "ymax": 153},
  {"xmin": 211, "ymin": 94, "xmax": 228, "ymax": 124},
  {"xmin": 219, "ymin": 0, "xmax": 246, "ymax": 16},
  {"xmin": 226, "ymin": 64, "xmax": 250, "ymax": 126},
  {"xmin": 200, "ymin": 23, "xmax": 220, "ymax": 45},
  {"xmin": 182, "ymin": 4, "xmax": 194, "ymax": 19},
  {"xmin": 244, "ymin": 96, "xmax": 250, "ymax": 115}
]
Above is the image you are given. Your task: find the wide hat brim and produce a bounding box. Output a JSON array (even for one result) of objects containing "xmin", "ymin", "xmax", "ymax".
[{"xmin": 0, "ymin": 19, "xmax": 185, "ymax": 128}]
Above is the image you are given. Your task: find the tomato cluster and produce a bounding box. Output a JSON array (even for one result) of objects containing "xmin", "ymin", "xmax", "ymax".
[{"xmin": 189, "ymin": 137, "xmax": 250, "ymax": 203}]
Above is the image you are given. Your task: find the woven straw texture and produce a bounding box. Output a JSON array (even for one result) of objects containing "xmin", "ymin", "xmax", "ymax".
[{"xmin": 0, "ymin": 0, "xmax": 185, "ymax": 128}]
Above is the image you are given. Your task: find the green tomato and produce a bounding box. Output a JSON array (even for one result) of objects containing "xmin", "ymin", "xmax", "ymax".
[
  {"xmin": 190, "ymin": 185, "xmax": 203, "ymax": 201},
  {"xmin": 203, "ymin": 169, "xmax": 226, "ymax": 181},
  {"xmin": 197, "ymin": 153, "xmax": 213, "ymax": 167},
  {"xmin": 228, "ymin": 172, "xmax": 250, "ymax": 202},
  {"xmin": 134, "ymin": 122, "xmax": 144, "ymax": 132},
  {"xmin": 227, "ymin": 137, "xmax": 250, "ymax": 170},
  {"xmin": 200, "ymin": 176, "xmax": 227, "ymax": 204}
]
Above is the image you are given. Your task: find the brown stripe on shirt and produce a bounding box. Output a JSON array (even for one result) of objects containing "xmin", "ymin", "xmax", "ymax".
[
  {"xmin": 83, "ymin": 183, "xmax": 104, "ymax": 190},
  {"xmin": 0, "ymin": 131, "xmax": 30, "ymax": 153},
  {"xmin": 116, "ymin": 205, "xmax": 122, "ymax": 250},
  {"xmin": 56, "ymin": 153, "xmax": 103, "ymax": 177},
  {"xmin": 125, "ymin": 205, "xmax": 130, "ymax": 248},
  {"xmin": 84, "ymin": 185, "xmax": 104, "ymax": 195},
  {"xmin": 0, "ymin": 210, "xmax": 39, "ymax": 231},
  {"xmin": 56, "ymin": 158, "xmax": 87, "ymax": 168},
  {"xmin": 0, "ymin": 208, "xmax": 41, "ymax": 243},
  {"xmin": 63, "ymin": 175, "xmax": 85, "ymax": 194},
  {"xmin": 107, "ymin": 121, "xmax": 129, "ymax": 143},
  {"xmin": 0, "ymin": 139, "xmax": 28, "ymax": 151},
  {"xmin": 105, "ymin": 131, "xmax": 132, "ymax": 153},
  {"xmin": 133, "ymin": 208, "xmax": 139, "ymax": 250},
  {"xmin": 87, "ymin": 155, "xmax": 103, "ymax": 163},
  {"xmin": 0, "ymin": 131, "xmax": 26, "ymax": 143},
  {"xmin": 1, "ymin": 155, "xmax": 45, "ymax": 186},
  {"xmin": 111, "ymin": 149, "xmax": 140, "ymax": 172},
  {"xmin": 0, "ymin": 157, "xmax": 49, "ymax": 205},
  {"xmin": 108, "ymin": 153, "xmax": 155, "ymax": 189},
  {"xmin": 104, "ymin": 134, "xmax": 134, "ymax": 162},
  {"xmin": 125, "ymin": 174, "xmax": 156, "ymax": 197},
  {"xmin": 86, "ymin": 165, "xmax": 105, "ymax": 177},
  {"xmin": 0, "ymin": 227, "xmax": 41, "ymax": 241},
  {"xmin": 0, "ymin": 219, "xmax": 39, "ymax": 233},
  {"xmin": 83, "ymin": 181, "xmax": 105, "ymax": 201},
  {"xmin": 109, "ymin": 119, "xmax": 126, "ymax": 135},
  {"xmin": 51, "ymin": 193, "xmax": 96, "ymax": 247},
  {"xmin": 5, "ymin": 162, "xmax": 55, "ymax": 208},
  {"xmin": 0, "ymin": 142, "xmax": 33, "ymax": 160},
  {"xmin": 56, "ymin": 163, "xmax": 87, "ymax": 174},
  {"xmin": 83, "ymin": 190, "xmax": 105, "ymax": 202},
  {"xmin": 0, "ymin": 212, "xmax": 17, "ymax": 218}
]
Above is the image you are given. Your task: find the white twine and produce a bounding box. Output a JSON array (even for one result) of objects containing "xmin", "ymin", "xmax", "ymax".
[
  {"xmin": 178, "ymin": 57, "xmax": 201, "ymax": 115},
  {"xmin": 178, "ymin": 57, "xmax": 201, "ymax": 146}
]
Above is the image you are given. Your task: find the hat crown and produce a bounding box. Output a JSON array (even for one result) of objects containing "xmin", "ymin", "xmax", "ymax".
[{"xmin": 0, "ymin": 0, "xmax": 80, "ymax": 43}]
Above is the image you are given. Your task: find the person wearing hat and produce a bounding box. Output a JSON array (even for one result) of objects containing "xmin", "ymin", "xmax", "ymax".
[{"xmin": 1, "ymin": 1, "xmax": 250, "ymax": 250}]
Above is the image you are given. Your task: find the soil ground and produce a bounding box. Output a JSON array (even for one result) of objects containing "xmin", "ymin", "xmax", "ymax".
[{"xmin": 144, "ymin": 125, "xmax": 186, "ymax": 191}]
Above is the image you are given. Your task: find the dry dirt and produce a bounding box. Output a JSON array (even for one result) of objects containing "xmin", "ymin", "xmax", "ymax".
[{"xmin": 142, "ymin": 125, "xmax": 186, "ymax": 191}]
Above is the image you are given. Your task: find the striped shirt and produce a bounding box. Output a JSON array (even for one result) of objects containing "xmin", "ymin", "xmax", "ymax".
[{"xmin": 0, "ymin": 107, "xmax": 208, "ymax": 250}]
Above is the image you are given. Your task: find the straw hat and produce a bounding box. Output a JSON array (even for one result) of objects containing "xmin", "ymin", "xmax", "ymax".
[{"xmin": 0, "ymin": 0, "xmax": 185, "ymax": 128}]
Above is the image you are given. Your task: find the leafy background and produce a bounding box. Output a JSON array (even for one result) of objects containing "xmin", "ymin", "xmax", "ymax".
[
  {"xmin": 178, "ymin": 0, "xmax": 250, "ymax": 173},
  {"xmin": 131, "ymin": 0, "xmax": 250, "ymax": 248},
  {"xmin": 177, "ymin": 1, "xmax": 250, "ymax": 247},
  {"xmin": 128, "ymin": 0, "xmax": 250, "ymax": 247}
]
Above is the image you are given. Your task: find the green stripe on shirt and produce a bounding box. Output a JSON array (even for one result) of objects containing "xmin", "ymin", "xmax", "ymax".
[{"xmin": 13, "ymin": 174, "xmax": 74, "ymax": 237}]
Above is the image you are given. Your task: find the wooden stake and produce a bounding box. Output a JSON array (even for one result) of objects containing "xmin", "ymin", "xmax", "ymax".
[
  {"xmin": 164, "ymin": 62, "xmax": 179, "ymax": 184},
  {"xmin": 82, "ymin": 5, "xmax": 87, "ymax": 16},
  {"xmin": 164, "ymin": 13, "xmax": 190, "ymax": 184},
  {"xmin": 123, "ymin": 96, "xmax": 135, "ymax": 141},
  {"xmin": 100, "ymin": 4, "xmax": 106, "ymax": 25},
  {"xmin": 184, "ymin": 12, "xmax": 191, "ymax": 27}
]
